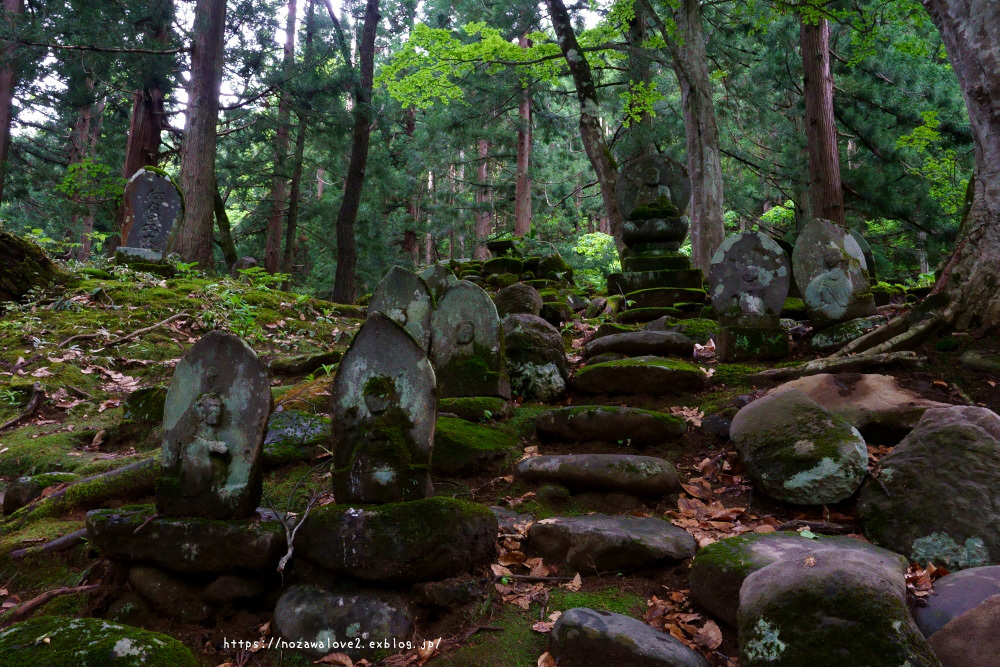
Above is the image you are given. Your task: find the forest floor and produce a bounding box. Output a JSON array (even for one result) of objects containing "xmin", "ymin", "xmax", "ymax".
[{"xmin": 0, "ymin": 266, "xmax": 996, "ymax": 666}]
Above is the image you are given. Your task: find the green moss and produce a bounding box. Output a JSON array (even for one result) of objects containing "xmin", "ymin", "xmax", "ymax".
[
  {"xmin": 548, "ymin": 587, "xmax": 645, "ymax": 616},
  {"xmin": 670, "ymin": 317, "xmax": 719, "ymax": 344},
  {"xmin": 618, "ymin": 307, "xmax": 683, "ymax": 323},
  {"xmin": 77, "ymin": 268, "xmax": 113, "ymax": 280},
  {"xmin": 433, "ymin": 603, "xmax": 546, "ymax": 667},
  {"xmin": 437, "ymin": 342, "xmax": 507, "ymax": 399},
  {"xmin": 264, "ymin": 462, "xmax": 330, "ymax": 513},
  {"xmin": 631, "ymin": 197, "xmax": 680, "ymax": 220},
  {"xmin": 575, "ymin": 355, "xmax": 702, "ymax": 375},
  {"xmin": 438, "ymin": 396, "xmax": 509, "ymax": 421},
  {"xmin": 781, "ymin": 297, "xmax": 808, "ymax": 319},
  {"xmin": 0, "ymin": 615, "xmax": 199, "ymax": 667},
  {"xmin": 433, "ymin": 417, "xmax": 519, "ymax": 476}
]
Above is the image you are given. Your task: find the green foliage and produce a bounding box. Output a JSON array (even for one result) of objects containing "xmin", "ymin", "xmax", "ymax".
[
  {"xmin": 568, "ymin": 232, "xmax": 621, "ymax": 290},
  {"xmin": 896, "ymin": 110, "xmax": 966, "ymax": 216},
  {"xmin": 237, "ymin": 266, "xmax": 291, "ymax": 290},
  {"xmin": 621, "ymin": 80, "xmax": 665, "ymax": 127},
  {"xmin": 56, "ymin": 158, "xmax": 123, "ymax": 203}
]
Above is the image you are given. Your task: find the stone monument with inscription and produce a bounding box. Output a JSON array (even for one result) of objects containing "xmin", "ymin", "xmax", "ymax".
[
  {"xmin": 118, "ymin": 167, "xmax": 184, "ymax": 265},
  {"xmin": 605, "ymin": 155, "xmax": 706, "ymax": 323},
  {"xmin": 709, "ymin": 232, "xmax": 790, "ymax": 361},
  {"xmin": 792, "ymin": 218, "xmax": 876, "ymax": 327},
  {"xmin": 369, "ymin": 266, "xmax": 433, "ymax": 351}
]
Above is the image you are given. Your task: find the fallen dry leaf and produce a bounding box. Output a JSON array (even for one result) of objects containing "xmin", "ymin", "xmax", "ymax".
[
  {"xmin": 560, "ymin": 573, "xmax": 582, "ymax": 592},
  {"xmin": 694, "ymin": 620, "xmax": 723, "ymax": 649},
  {"xmin": 537, "ymin": 652, "xmax": 557, "ymax": 667},
  {"xmin": 314, "ymin": 653, "xmax": 353, "ymax": 666}
]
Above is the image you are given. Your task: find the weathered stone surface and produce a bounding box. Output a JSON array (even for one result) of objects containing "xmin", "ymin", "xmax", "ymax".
[
  {"xmin": 412, "ymin": 575, "xmax": 485, "ymax": 608},
  {"xmin": 572, "ymin": 357, "xmax": 708, "ymax": 395},
  {"xmin": 274, "ymin": 374, "xmax": 335, "ymax": 414},
  {"xmin": 433, "ymin": 416, "xmax": 517, "ymax": 476},
  {"xmin": 419, "ymin": 263, "xmax": 457, "ymax": 301},
  {"xmin": 913, "ymin": 566, "xmax": 1000, "ymax": 638},
  {"xmin": 535, "ymin": 406, "xmax": 685, "ymax": 446},
  {"xmin": 618, "ymin": 307, "xmax": 684, "ymax": 324},
  {"xmin": 774, "ymin": 373, "xmax": 949, "ymax": 432},
  {"xmin": 201, "ymin": 574, "xmax": 267, "ymax": 605},
  {"xmin": 690, "ymin": 531, "xmax": 907, "ymax": 627},
  {"xmin": 959, "ymin": 349, "xmax": 1000, "ymax": 374},
  {"xmin": 528, "ymin": 514, "xmax": 696, "ymax": 572},
  {"xmin": 121, "ymin": 167, "xmax": 183, "ymax": 260},
  {"xmin": 730, "ymin": 388, "xmax": 868, "ymax": 504},
  {"xmin": 0, "ymin": 615, "xmax": 199, "ymax": 667},
  {"xmin": 267, "ymin": 350, "xmax": 342, "ymax": 376},
  {"xmin": 262, "ymin": 410, "xmax": 329, "ymax": 466},
  {"xmin": 157, "ymin": 330, "xmax": 271, "ymax": 519},
  {"xmin": 645, "ymin": 317, "xmax": 718, "ymax": 345},
  {"xmin": 330, "ymin": 313, "xmax": 436, "ymax": 504},
  {"xmin": 86, "ymin": 505, "xmax": 286, "ymax": 574},
  {"xmin": 607, "ymin": 269, "xmax": 703, "ymax": 295},
  {"xmin": 738, "ymin": 550, "xmax": 939, "ymax": 667},
  {"xmin": 493, "ymin": 283, "xmax": 543, "ymax": 318},
  {"xmin": 716, "ymin": 325, "xmax": 788, "ymax": 362},
  {"xmin": 516, "ymin": 454, "xmax": 679, "ymax": 497},
  {"xmin": 616, "ymin": 155, "xmax": 691, "ymax": 251},
  {"xmin": 583, "ymin": 330, "xmax": 693, "ymax": 359},
  {"xmin": 297, "ymin": 498, "xmax": 497, "ymax": 583},
  {"xmin": 368, "ymin": 266, "xmax": 433, "ymax": 351},
  {"xmin": 858, "ymin": 406, "xmax": 1000, "ymax": 569},
  {"xmin": 2, "ymin": 472, "xmax": 79, "ymax": 515},
  {"xmin": 502, "ymin": 313, "xmax": 567, "ymax": 401},
  {"xmin": 850, "ymin": 229, "xmax": 878, "ymax": 283},
  {"xmin": 792, "ymin": 218, "xmax": 876, "ymax": 326},
  {"xmin": 625, "ymin": 287, "xmax": 707, "ymax": 310},
  {"xmin": 810, "ymin": 314, "xmax": 888, "ymax": 351},
  {"xmin": 709, "ymin": 232, "xmax": 790, "ymax": 327},
  {"xmin": 230, "ymin": 256, "xmax": 257, "ymax": 278},
  {"xmin": 272, "ymin": 585, "xmax": 412, "ymax": 660},
  {"xmin": 491, "ymin": 505, "xmax": 534, "ymax": 533},
  {"xmin": 550, "ymin": 608, "xmax": 710, "ymax": 667},
  {"xmin": 430, "ymin": 280, "xmax": 510, "ymax": 399},
  {"xmin": 622, "ymin": 251, "xmax": 692, "ymax": 273},
  {"xmin": 437, "ymin": 396, "xmax": 508, "ymax": 421},
  {"xmin": 927, "ymin": 595, "xmax": 1000, "ymax": 667},
  {"xmin": 129, "ymin": 565, "xmax": 212, "ymax": 623},
  {"xmin": 123, "ymin": 386, "xmax": 167, "ymax": 423}
]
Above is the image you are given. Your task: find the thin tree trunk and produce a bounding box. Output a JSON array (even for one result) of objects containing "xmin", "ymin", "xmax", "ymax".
[
  {"xmin": 329, "ymin": 0, "xmax": 379, "ymax": 303},
  {"xmin": 265, "ymin": 0, "xmax": 298, "ymax": 273},
  {"xmin": 801, "ymin": 17, "xmax": 845, "ymax": 227},
  {"xmin": 0, "ymin": 0, "xmax": 21, "ymax": 206},
  {"xmin": 545, "ymin": 0, "xmax": 623, "ymax": 245},
  {"xmin": 282, "ymin": 114, "xmax": 308, "ymax": 288},
  {"xmin": 213, "ymin": 185, "xmax": 237, "ymax": 271},
  {"xmin": 514, "ymin": 33, "xmax": 533, "ymax": 237},
  {"xmin": 77, "ymin": 97, "xmax": 105, "ymax": 260},
  {"xmin": 170, "ymin": 0, "xmax": 227, "ymax": 271},
  {"xmin": 474, "ymin": 139, "xmax": 491, "ymax": 260}
]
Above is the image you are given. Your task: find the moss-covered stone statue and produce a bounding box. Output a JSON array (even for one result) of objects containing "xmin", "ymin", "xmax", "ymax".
[
  {"xmin": 157, "ymin": 330, "xmax": 271, "ymax": 519},
  {"xmin": 330, "ymin": 313, "xmax": 437, "ymax": 503},
  {"xmin": 368, "ymin": 265, "xmax": 433, "ymax": 351}
]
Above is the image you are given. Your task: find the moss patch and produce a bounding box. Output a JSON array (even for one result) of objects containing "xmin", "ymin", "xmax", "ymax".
[
  {"xmin": 433, "ymin": 604, "xmax": 546, "ymax": 667},
  {"xmin": 548, "ymin": 587, "xmax": 645, "ymax": 616},
  {"xmin": 433, "ymin": 417, "xmax": 519, "ymax": 476}
]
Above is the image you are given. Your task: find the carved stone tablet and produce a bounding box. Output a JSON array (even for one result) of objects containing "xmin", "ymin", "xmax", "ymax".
[
  {"xmin": 369, "ymin": 266, "xmax": 433, "ymax": 351},
  {"xmin": 123, "ymin": 167, "xmax": 183, "ymax": 259},
  {"xmin": 709, "ymin": 232, "xmax": 791, "ymax": 328},
  {"xmin": 792, "ymin": 218, "xmax": 875, "ymax": 326},
  {"xmin": 158, "ymin": 331, "xmax": 271, "ymax": 519}
]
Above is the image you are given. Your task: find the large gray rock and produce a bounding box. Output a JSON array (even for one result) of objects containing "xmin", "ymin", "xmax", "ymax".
[
  {"xmin": 368, "ymin": 265, "xmax": 433, "ymax": 351},
  {"xmin": 272, "ymin": 585, "xmax": 412, "ymax": 660},
  {"xmin": 330, "ymin": 313, "xmax": 436, "ymax": 504},
  {"xmin": 927, "ymin": 595, "xmax": 1000, "ymax": 667},
  {"xmin": 859, "ymin": 406, "xmax": 1000, "ymax": 569},
  {"xmin": 730, "ymin": 388, "xmax": 868, "ymax": 504},
  {"xmin": 959, "ymin": 349, "xmax": 1000, "ymax": 374},
  {"xmin": 792, "ymin": 218, "xmax": 876, "ymax": 326},
  {"xmin": 419, "ymin": 263, "xmax": 456, "ymax": 301},
  {"xmin": 2, "ymin": 472, "xmax": 79, "ymax": 514},
  {"xmin": 494, "ymin": 283, "xmax": 543, "ymax": 318},
  {"xmin": 0, "ymin": 615, "xmax": 199, "ymax": 666},
  {"xmin": 86, "ymin": 505, "xmax": 286, "ymax": 574},
  {"xmin": 913, "ymin": 566, "xmax": 1000, "ymax": 637},
  {"xmin": 690, "ymin": 532, "xmax": 907, "ymax": 627},
  {"xmin": 296, "ymin": 497, "xmax": 497, "ymax": 583},
  {"xmin": 516, "ymin": 454, "xmax": 679, "ymax": 497},
  {"xmin": 773, "ymin": 373, "xmax": 949, "ymax": 432},
  {"xmin": 738, "ymin": 550, "xmax": 940, "ymax": 667},
  {"xmin": 583, "ymin": 330, "xmax": 693, "ymax": 359},
  {"xmin": 535, "ymin": 406, "xmax": 685, "ymax": 446},
  {"xmin": 128, "ymin": 565, "xmax": 212, "ymax": 623},
  {"xmin": 502, "ymin": 313, "xmax": 568, "ymax": 401},
  {"xmin": 528, "ymin": 514, "xmax": 695, "ymax": 572},
  {"xmin": 572, "ymin": 356, "xmax": 708, "ymax": 395},
  {"xmin": 810, "ymin": 314, "xmax": 888, "ymax": 351},
  {"xmin": 430, "ymin": 280, "xmax": 510, "ymax": 399},
  {"xmin": 709, "ymin": 231, "xmax": 790, "ymax": 328},
  {"xmin": 549, "ymin": 608, "xmax": 709, "ymax": 667},
  {"xmin": 158, "ymin": 330, "xmax": 271, "ymax": 519}
]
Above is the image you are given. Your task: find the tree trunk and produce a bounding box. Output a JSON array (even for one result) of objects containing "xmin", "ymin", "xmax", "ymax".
[
  {"xmin": 282, "ymin": 112, "xmax": 308, "ymax": 289},
  {"xmin": 514, "ymin": 33, "xmax": 533, "ymax": 237},
  {"xmin": 674, "ymin": 0, "xmax": 725, "ymax": 272},
  {"xmin": 115, "ymin": 88, "xmax": 165, "ymax": 250},
  {"xmin": 170, "ymin": 0, "xmax": 227, "ymax": 271},
  {"xmin": 801, "ymin": 17, "xmax": 845, "ymax": 227},
  {"xmin": 0, "ymin": 0, "xmax": 21, "ymax": 206},
  {"xmin": 545, "ymin": 0, "xmax": 623, "ymax": 245},
  {"xmin": 265, "ymin": 0, "xmax": 298, "ymax": 274},
  {"xmin": 213, "ymin": 185, "xmax": 237, "ymax": 271},
  {"xmin": 474, "ymin": 139, "xmax": 491, "ymax": 260},
  {"xmin": 919, "ymin": 0, "xmax": 1000, "ymax": 330},
  {"xmin": 330, "ymin": 0, "xmax": 379, "ymax": 303},
  {"xmin": 77, "ymin": 97, "xmax": 105, "ymax": 260}
]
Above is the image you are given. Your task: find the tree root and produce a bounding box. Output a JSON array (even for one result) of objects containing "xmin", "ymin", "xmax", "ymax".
[
  {"xmin": 0, "ymin": 383, "xmax": 45, "ymax": 433},
  {"xmin": 830, "ymin": 311, "xmax": 942, "ymax": 359},
  {"xmin": 10, "ymin": 528, "xmax": 88, "ymax": 561},
  {"xmin": 752, "ymin": 351, "xmax": 926, "ymax": 383},
  {"xmin": 0, "ymin": 583, "xmax": 100, "ymax": 627}
]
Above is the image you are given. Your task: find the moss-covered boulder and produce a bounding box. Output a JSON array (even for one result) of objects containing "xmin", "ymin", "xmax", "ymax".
[
  {"xmin": 296, "ymin": 497, "xmax": 497, "ymax": 583},
  {"xmin": 810, "ymin": 314, "xmax": 888, "ymax": 351},
  {"xmin": 122, "ymin": 387, "xmax": 168, "ymax": 423},
  {"xmin": 0, "ymin": 615, "xmax": 198, "ymax": 666},
  {"xmin": 493, "ymin": 283, "xmax": 543, "ymax": 318},
  {"xmin": 730, "ymin": 388, "xmax": 867, "ymax": 504},
  {"xmin": 645, "ymin": 316, "xmax": 718, "ymax": 345},
  {"xmin": 871, "ymin": 282, "xmax": 905, "ymax": 306},
  {"xmin": 2, "ymin": 472, "xmax": 79, "ymax": 514},
  {"xmin": 738, "ymin": 550, "xmax": 940, "ymax": 667},
  {"xmin": 433, "ymin": 416, "xmax": 518, "ymax": 476},
  {"xmin": 959, "ymin": 349, "xmax": 1000, "ymax": 374},
  {"xmin": 534, "ymin": 406, "xmax": 685, "ymax": 446},
  {"xmin": 0, "ymin": 231, "xmax": 72, "ymax": 307},
  {"xmin": 780, "ymin": 297, "xmax": 808, "ymax": 320},
  {"xmin": 502, "ymin": 313, "xmax": 568, "ymax": 401},
  {"xmin": 263, "ymin": 409, "xmax": 330, "ymax": 466},
  {"xmin": 690, "ymin": 531, "xmax": 908, "ymax": 627},
  {"xmin": 438, "ymin": 396, "xmax": 509, "ymax": 421},
  {"xmin": 483, "ymin": 256, "xmax": 524, "ymax": 276},
  {"xmin": 571, "ymin": 356, "xmax": 708, "ymax": 396},
  {"xmin": 273, "ymin": 374, "xmax": 336, "ymax": 413},
  {"xmin": 858, "ymin": 406, "xmax": 1000, "ymax": 569},
  {"xmin": 583, "ymin": 330, "xmax": 693, "ymax": 359},
  {"xmin": 515, "ymin": 454, "xmax": 679, "ymax": 497},
  {"xmin": 268, "ymin": 350, "xmax": 342, "ymax": 376}
]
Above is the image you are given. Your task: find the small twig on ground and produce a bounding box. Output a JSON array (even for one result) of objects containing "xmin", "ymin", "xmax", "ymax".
[
  {"xmin": 94, "ymin": 311, "xmax": 190, "ymax": 352},
  {"xmin": 0, "ymin": 383, "xmax": 45, "ymax": 433},
  {"xmin": 133, "ymin": 512, "xmax": 160, "ymax": 534},
  {"xmin": 1, "ymin": 584, "xmax": 100, "ymax": 627},
  {"xmin": 775, "ymin": 520, "xmax": 856, "ymax": 535},
  {"xmin": 498, "ymin": 574, "xmax": 576, "ymax": 583},
  {"xmin": 276, "ymin": 495, "xmax": 318, "ymax": 575},
  {"xmin": 10, "ymin": 528, "xmax": 88, "ymax": 560}
]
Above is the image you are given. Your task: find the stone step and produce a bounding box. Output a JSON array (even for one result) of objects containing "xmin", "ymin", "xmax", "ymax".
[
  {"xmin": 618, "ymin": 307, "xmax": 683, "ymax": 324},
  {"xmin": 534, "ymin": 406, "xmax": 685, "ymax": 445},
  {"xmin": 622, "ymin": 251, "xmax": 692, "ymax": 273},
  {"xmin": 583, "ymin": 330, "xmax": 693, "ymax": 359},
  {"xmin": 571, "ymin": 356, "xmax": 708, "ymax": 395},
  {"xmin": 515, "ymin": 454, "xmax": 679, "ymax": 497},
  {"xmin": 625, "ymin": 287, "xmax": 708, "ymax": 309},
  {"xmin": 607, "ymin": 268, "xmax": 704, "ymax": 294},
  {"xmin": 528, "ymin": 514, "xmax": 696, "ymax": 572}
]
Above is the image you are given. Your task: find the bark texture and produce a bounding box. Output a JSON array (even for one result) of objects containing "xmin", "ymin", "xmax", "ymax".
[
  {"xmin": 545, "ymin": 0, "xmax": 623, "ymax": 245},
  {"xmin": 474, "ymin": 138, "xmax": 492, "ymax": 260},
  {"xmin": 801, "ymin": 18, "xmax": 845, "ymax": 227},
  {"xmin": 170, "ymin": 0, "xmax": 227, "ymax": 271},
  {"xmin": 265, "ymin": 0, "xmax": 298, "ymax": 274},
  {"xmin": 0, "ymin": 0, "xmax": 21, "ymax": 206},
  {"xmin": 514, "ymin": 33, "xmax": 533, "ymax": 237}
]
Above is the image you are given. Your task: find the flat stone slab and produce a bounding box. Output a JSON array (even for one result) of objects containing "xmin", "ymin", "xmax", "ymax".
[
  {"xmin": 928, "ymin": 594, "xmax": 1000, "ymax": 667},
  {"xmin": 262, "ymin": 410, "xmax": 329, "ymax": 466},
  {"xmin": 607, "ymin": 269, "xmax": 703, "ymax": 295},
  {"xmin": 516, "ymin": 454, "xmax": 679, "ymax": 497},
  {"xmin": 296, "ymin": 497, "xmax": 497, "ymax": 583},
  {"xmin": 583, "ymin": 330, "xmax": 693, "ymax": 359},
  {"xmin": 572, "ymin": 356, "xmax": 708, "ymax": 395},
  {"xmin": 528, "ymin": 514, "xmax": 696, "ymax": 572},
  {"xmin": 913, "ymin": 565, "xmax": 1000, "ymax": 637},
  {"xmin": 550, "ymin": 607, "xmax": 710, "ymax": 667},
  {"xmin": 86, "ymin": 505, "xmax": 286, "ymax": 574},
  {"xmin": 624, "ymin": 287, "xmax": 707, "ymax": 310},
  {"xmin": 689, "ymin": 531, "xmax": 907, "ymax": 627},
  {"xmin": 535, "ymin": 406, "xmax": 685, "ymax": 446}
]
